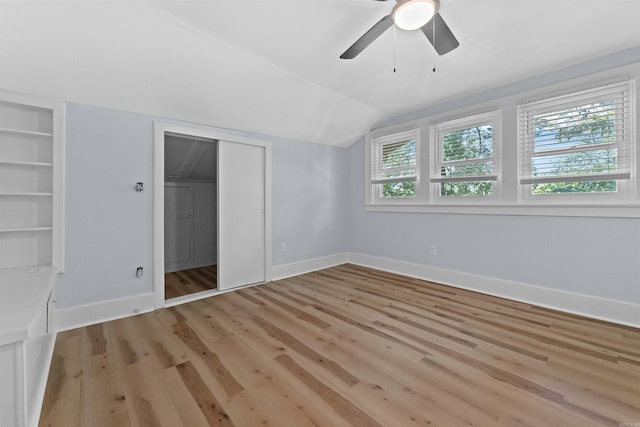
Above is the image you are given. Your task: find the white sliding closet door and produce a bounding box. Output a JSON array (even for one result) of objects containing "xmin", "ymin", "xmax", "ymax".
[{"xmin": 217, "ymin": 141, "xmax": 266, "ymax": 290}]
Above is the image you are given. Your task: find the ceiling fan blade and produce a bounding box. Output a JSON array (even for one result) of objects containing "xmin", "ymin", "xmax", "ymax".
[
  {"xmin": 421, "ymin": 13, "xmax": 459, "ymax": 55},
  {"xmin": 340, "ymin": 15, "xmax": 393, "ymax": 59}
]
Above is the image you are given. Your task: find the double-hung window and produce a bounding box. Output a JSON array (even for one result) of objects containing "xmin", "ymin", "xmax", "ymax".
[
  {"xmin": 519, "ymin": 82, "xmax": 634, "ymax": 202},
  {"xmin": 431, "ymin": 112, "xmax": 500, "ymax": 202},
  {"xmin": 368, "ymin": 129, "xmax": 419, "ymax": 203}
]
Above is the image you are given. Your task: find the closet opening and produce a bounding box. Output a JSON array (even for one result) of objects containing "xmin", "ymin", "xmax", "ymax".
[{"xmin": 163, "ymin": 133, "xmax": 218, "ymax": 302}]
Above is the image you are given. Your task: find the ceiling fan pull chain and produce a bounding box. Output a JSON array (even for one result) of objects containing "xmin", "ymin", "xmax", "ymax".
[
  {"xmin": 393, "ymin": 25, "xmax": 397, "ymax": 73},
  {"xmin": 432, "ymin": 17, "xmax": 437, "ymax": 72}
]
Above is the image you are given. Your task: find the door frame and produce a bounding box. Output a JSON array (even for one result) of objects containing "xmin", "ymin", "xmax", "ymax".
[{"xmin": 153, "ymin": 121, "xmax": 272, "ymax": 309}]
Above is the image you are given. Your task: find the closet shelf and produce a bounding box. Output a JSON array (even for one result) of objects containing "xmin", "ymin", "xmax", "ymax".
[{"xmin": 0, "ymin": 127, "xmax": 53, "ymax": 137}]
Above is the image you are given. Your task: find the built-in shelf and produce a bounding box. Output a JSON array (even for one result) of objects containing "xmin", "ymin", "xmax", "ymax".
[
  {"xmin": 0, "ymin": 127, "xmax": 53, "ymax": 138},
  {"xmin": 0, "ymin": 161, "xmax": 53, "ymax": 167},
  {"xmin": 1, "ymin": 92, "xmax": 62, "ymax": 271},
  {"xmin": 0, "ymin": 192, "xmax": 54, "ymax": 197},
  {"xmin": 0, "ymin": 228, "xmax": 53, "ymax": 233}
]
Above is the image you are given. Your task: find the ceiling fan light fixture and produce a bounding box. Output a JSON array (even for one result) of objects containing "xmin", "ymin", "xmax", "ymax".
[{"xmin": 392, "ymin": 0, "xmax": 438, "ymax": 31}]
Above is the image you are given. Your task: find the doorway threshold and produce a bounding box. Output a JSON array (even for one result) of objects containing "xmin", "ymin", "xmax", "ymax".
[{"xmin": 164, "ymin": 280, "xmax": 267, "ymax": 308}]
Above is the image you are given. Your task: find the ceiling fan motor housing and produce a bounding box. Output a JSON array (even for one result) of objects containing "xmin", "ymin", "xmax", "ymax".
[{"xmin": 392, "ymin": 0, "xmax": 439, "ymax": 31}]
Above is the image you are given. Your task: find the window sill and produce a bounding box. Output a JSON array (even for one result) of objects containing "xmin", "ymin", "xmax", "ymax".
[{"xmin": 364, "ymin": 203, "xmax": 640, "ymax": 218}]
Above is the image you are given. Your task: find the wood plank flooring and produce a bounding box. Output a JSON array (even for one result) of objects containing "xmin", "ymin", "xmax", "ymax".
[
  {"xmin": 165, "ymin": 265, "xmax": 217, "ymax": 299},
  {"xmin": 39, "ymin": 264, "xmax": 640, "ymax": 426}
]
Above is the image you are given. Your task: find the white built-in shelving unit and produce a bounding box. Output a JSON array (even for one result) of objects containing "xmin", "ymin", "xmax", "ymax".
[
  {"xmin": 0, "ymin": 91, "xmax": 63, "ymax": 427},
  {"xmin": 0, "ymin": 93, "xmax": 64, "ymax": 269}
]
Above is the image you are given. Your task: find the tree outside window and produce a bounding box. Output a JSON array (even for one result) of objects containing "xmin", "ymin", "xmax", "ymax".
[
  {"xmin": 440, "ymin": 124, "xmax": 494, "ymax": 196},
  {"xmin": 530, "ymin": 101, "xmax": 618, "ymax": 194}
]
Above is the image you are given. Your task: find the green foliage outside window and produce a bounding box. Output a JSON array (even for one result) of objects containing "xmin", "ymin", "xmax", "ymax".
[
  {"xmin": 441, "ymin": 181, "xmax": 492, "ymax": 196},
  {"xmin": 379, "ymin": 139, "xmax": 416, "ymax": 198},
  {"xmin": 440, "ymin": 125, "xmax": 493, "ymax": 196},
  {"xmin": 531, "ymin": 101, "xmax": 618, "ymax": 194},
  {"xmin": 382, "ymin": 181, "xmax": 415, "ymax": 198},
  {"xmin": 532, "ymin": 180, "xmax": 616, "ymax": 194}
]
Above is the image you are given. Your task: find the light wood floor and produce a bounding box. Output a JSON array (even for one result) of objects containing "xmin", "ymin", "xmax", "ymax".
[
  {"xmin": 165, "ymin": 265, "xmax": 217, "ymax": 300},
  {"xmin": 40, "ymin": 264, "xmax": 640, "ymax": 426}
]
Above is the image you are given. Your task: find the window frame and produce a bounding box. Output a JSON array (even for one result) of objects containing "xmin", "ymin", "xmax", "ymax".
[
  {"xmin": 430, "ymin": 111, "xmax": 501, "ymax": 204},
  {"xmin": 518, "ymin": 81, "xmax": 635, "ymax": 204},
  {"xmin": 366, "ymin": 128, "xmax": 421, "ymax": 205}
]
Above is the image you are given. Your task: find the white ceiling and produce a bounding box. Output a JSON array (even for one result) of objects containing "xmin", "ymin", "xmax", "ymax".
[{"xmin": 1, "ymin": 0, "xmax": 639, "ymax": 146}]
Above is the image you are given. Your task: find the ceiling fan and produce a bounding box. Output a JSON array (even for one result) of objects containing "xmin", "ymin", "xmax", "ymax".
[{"xmin": 340, "ymin": 0, "xmax": 459, "ymax": 59}]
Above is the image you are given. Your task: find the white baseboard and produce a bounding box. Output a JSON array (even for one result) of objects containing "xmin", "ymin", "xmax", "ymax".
[
  {"xmin": 54, "ymin": 253, "xmax": 639, "ymax": 331},
  {"xmin": 54, "ymin": 293, "xmax": 156, "ymax": 332},
  {"xmin": 272, "ymin": 253, "xmax": 348, "ymax": 280},
  {"xmin": 346, "ymin": 252, "xmax": 640, "ymax": 328}
]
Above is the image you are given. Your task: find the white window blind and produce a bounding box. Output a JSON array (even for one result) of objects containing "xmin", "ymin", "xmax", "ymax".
[
  {"xmin": 370, "ymin": 131, "xmax": 418, "ymax": 195},
  {"xmin": 519, "ymin": 82, "xmax": 633, "ymax": 191},
  {"xmin": 431, "ymin": 112, "xmax": 499, "ymax": 199}
]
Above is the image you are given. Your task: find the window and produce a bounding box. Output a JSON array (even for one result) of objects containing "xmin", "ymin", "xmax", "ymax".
[
  {"xmin": 365, "ymin": 76, "xmax": 638, "ymax": 217},
  {"xmin": 431, "ymin": 112, "xmax": 500, "ymax": 202},
  {"xmin": 519, "ymin": 82, "xmax": 634, "ymax": 202},
  {"xmin": 368, "ymin": 130, "xmax": 418, "ymax": 203}
]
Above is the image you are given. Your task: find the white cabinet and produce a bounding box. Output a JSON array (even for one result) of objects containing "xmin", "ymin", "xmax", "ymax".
[
  {"xmin": 0, "ymin": 92, "xmax": 64, "ymax": 269},
  {"xmin": 164, "ymin": 182, "xmax": 217, "ymax": 273},
  {"xmin": 0, "ymin": 267, "xmax": 57, "ymax": 427},
  {"xmin": 0, "ymin": 92, "xmax": 63, "ymax": 427}
]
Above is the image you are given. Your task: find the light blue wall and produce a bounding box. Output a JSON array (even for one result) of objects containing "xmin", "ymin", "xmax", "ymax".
[
  {"xmin": 347, "ymin": 138, "xmax": 640, "ymax": 303},
  {"xmin": 59, "ymin": 104, "xmax": 155, "ymax": 309},
  {"xmin": 57, "ymin": 103, "xmax": 348, "ymax": 309},
  {"xmin": 272, "ymin": 139, "xmax": 348, "ymax": 265},
  {"xmin": 58, "ymin": 71, "xmax": 639, "ymax": 311}
]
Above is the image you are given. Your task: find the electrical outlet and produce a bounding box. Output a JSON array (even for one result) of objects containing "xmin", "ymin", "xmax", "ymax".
[
  {"xmin": 281, "ymin": 243, "xmax": 287, "ymax": 253},
  {"xmin": 430, "ymin": 246, "xmax": 437, "ymax": 256}
]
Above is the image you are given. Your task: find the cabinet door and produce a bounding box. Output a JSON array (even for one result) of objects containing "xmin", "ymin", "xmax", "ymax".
[
  {"xmin": 193, "ymin": 182, "xmax": 217, "ymax": 266},
  {"xmin": 164, "ymin": 185, "xmax": 192, "ymax": 271},
  {"xmin": 0, "ymin": 343, "xmax": 24, "ymax": 427}
]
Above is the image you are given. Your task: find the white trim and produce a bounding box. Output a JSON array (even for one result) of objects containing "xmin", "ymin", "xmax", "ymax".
[
  {"xmin": 153, "ymin": 122, "xmax": 273, "ymax": 309},
  {"xmin": 54, "ymin": 293, "xmax": 156, "ymax": 332},
  {"xmin": 346, "ymin": 252, "xmax": 640, "ymax": 328},
  {"xmin": 153, "ymin": 122, "xmax": 166, "ymax": 309},
  {"xmin": 364, "ymin": 203, "xmax": 640, "ymax": 218},
  {"xmin": 52, "ymin": 103, "xmax": 65, "ymax": 273},
  {"xmin": 272, "ymin": 253, "xmax": 349, "ymax": 280}
]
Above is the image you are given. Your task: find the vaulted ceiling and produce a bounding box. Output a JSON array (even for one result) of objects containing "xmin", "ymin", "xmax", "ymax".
[{"xmin": 1, "ymin": 0, "xmax": 639, "ymax": 146}]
